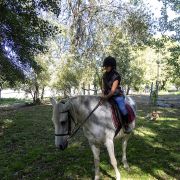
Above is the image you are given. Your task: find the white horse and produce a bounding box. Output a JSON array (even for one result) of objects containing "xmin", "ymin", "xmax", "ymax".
[{"xmin": 50, "ymin": 95, "xmax": 136, "ymax": 180}]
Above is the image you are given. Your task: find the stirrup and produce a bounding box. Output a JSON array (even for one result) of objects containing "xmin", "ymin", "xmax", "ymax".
[{"xmin": 123, "ymin": 126, "xmax": 132, "ymax": 134}]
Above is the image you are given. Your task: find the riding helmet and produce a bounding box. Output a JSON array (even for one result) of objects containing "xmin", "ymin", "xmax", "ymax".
[{"xmin": 103, "ymin": 56, "xmax": 116, "ymax": 69}]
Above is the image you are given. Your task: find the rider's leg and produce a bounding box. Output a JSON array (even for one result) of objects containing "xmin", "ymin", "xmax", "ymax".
[{"xmin": 114, "ymin": 96, "xmax": 132, "ymax": 134}]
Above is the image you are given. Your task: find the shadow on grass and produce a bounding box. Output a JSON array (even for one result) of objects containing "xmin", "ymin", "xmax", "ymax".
[
  {"xmin": 0, "ymin": 103, "xmax": 179, "ymax": 179},
  {"xmin": 125, "ymin": 133, "xmax": 179, "ymax": 180},
  {"xmin": 100, "ymin": 167, "xmax": 116, "ymax": 180},
  {"xmin": 122, "ymin": 104, "xmax": 180, "ymax": 180}
]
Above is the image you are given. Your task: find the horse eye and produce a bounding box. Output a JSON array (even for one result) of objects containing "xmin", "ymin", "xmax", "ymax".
[{"xmin": 61, "ymin": 121, "xmax": 66, "ymax": 126}]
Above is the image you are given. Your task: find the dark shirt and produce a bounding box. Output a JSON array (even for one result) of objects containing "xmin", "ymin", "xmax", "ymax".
[{"xmin": 102, "ymin": 69, "xmax": 122, "ymax": 96}]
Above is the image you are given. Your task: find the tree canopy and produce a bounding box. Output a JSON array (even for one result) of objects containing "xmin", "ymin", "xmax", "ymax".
[
  {"xmin": 1, "ymin": 0, "xmax": 179, "ymax": 97},
  {"xmin": 159, "ymin": 0, "xmax": 180, "ymax": 41},
  {"xmin": 0, "ymin": 0, "xmax": 60, "ymax": 86}
]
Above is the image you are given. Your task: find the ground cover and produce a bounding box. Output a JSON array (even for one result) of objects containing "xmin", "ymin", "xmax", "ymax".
[
  {"xmin": 0, "ymin": 95, "xmax": 179, "ymax": 179},
  {"xmin": 0, "ymin": 98, "xmax": 31, "ymax": 106}
]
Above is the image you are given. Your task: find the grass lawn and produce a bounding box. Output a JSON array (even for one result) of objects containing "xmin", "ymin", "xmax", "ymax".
[
  {"xmin": 0, "ymin": 97, "xmax": 179, "ymax": 180},
  {"xmin": 0, "ymin": 98, "xmax": 32, "ymax": 106}
]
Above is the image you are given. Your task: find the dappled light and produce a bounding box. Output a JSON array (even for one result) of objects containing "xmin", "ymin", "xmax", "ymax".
[
  {"xmin": 3, "ymin": 118, "xmax": 14, "ymax": 128},
  {"xmin": 0, "ymin": 0, "xmax": 179, "ymax": 179},
  {"xmin": 0, "ymin": 97, "xmax": 179, "ymax": 179}
]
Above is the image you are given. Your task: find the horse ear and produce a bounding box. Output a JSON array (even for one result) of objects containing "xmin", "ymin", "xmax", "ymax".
[
  {"xmin": 50, "ymin": 97, "xmax": 57, "ymax": 107},
  {"xmin": 60, "ymin": 101, "xmax": 71, "ymax": 112}
]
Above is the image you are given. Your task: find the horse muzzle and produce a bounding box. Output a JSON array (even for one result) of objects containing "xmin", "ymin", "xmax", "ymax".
[{"xmin": 58, "ymin": 141, "xmax": 68, "ymax": 150}]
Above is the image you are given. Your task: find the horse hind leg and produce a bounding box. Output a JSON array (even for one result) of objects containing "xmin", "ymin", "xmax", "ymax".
[
  {"xmin": 105, "ymin": 139, "xmax": 121, "ymax": 180},
  {"xmin": 122, "ymin": 135, "xmax": 130, "ymax": 170},
  {"xmin": 89, "ymin": 143, "xmax": 100, "ymax": 180}
]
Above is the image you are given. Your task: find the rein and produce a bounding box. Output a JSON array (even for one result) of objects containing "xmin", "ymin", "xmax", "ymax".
[{"xmin": 55, "ymin": 99, "xmax": 101, "ymax": 141}]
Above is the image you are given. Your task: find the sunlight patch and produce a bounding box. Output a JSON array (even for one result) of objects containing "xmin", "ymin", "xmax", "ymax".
[
  {"xmin": 168, "ymin": 123, "xmax": 179, "ymax": 128},
  {"xmin": 152, "ymin": 142, "xmax": 164, "ymax": 148},
  {"xmin": 70, "ymin": 142, "xmax": 82, "ymax": 148},
  {"xmin": 134, "ymin": 127, "xmax": 157, "ymax": 137},
  {"xmin": 153, "ymin": 169, "xmax": 171, "ymax": 180},
  {"xmin": 159, "ymin": 117, "xmax": 178, "ymax": 121},
  {"xmin": 3, "ymin": 119, "xmax": 14, "ymax": 128}
]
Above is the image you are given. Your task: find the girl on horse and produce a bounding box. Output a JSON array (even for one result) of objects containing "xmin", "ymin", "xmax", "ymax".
[{"xmin": 101, "ymin": 56, "xmax": 132, "ymax": 134}]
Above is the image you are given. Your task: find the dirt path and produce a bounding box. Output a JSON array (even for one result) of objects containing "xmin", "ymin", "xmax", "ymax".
[{"xmin": 130, "ymin": 94, "xmax": 180, "ymax": 108}]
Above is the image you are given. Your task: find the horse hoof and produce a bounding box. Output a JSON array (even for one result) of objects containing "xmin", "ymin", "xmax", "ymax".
[
  {"xmin": 123, "ymin": 163, "xmax": 130, "ymax": 171},
  {"xmin": 94, "ymin": 175, "xmax": 100, "ymax": 180},
  {"xmin": 124, "ymin": 165, "xmax": 130, "ymax": 171}
]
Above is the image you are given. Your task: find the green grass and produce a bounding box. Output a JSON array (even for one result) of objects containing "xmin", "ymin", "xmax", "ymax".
[
  {"xmin": 0, "ymin": 98, "xmax": 31, "ymax": 106},
  {"xmin": 174, "ymin": 91, "xmax": 180, "ymax": 95},
  {"xmin": 0, "ymin": 99, "xmax": 180, "ymax": 179},
  {"xmin": 158, "ymin": 91, "xmax": 180, "ymax": 95}
]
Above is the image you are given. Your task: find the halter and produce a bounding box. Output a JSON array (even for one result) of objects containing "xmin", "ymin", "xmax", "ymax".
[
  {"xmin": 54, "ymin": 110, "xmax": 76, "ymax": 136},
  {"xmin": 54, "ymin": 100, "xmax": 101, "ymax": 141}
]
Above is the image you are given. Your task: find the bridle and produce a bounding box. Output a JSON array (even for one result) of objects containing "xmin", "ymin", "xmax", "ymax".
[
  {"xmin": 54, "ymin": 110, "xmax": 76, "ymax": 137},
  {"xmin": 54, "ymin": 100, "xmax": 101, "ymax": 141}
]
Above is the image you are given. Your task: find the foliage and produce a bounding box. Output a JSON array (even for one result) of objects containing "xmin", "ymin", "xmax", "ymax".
[
  {"xmin": 107, "ymin": 28, "xmax": 146, "ymax": 94},
  {"xmin": 168, "ymin": 45, "xmax": 180, "ymax": 79},
  {"xmin": 173, "ymin": 77, "xmax": 180, "ymax": 90},
  {"xmin": 1, "ymin": 0, "xmax": 179, "ymax": 95},
  {"xmin": 146, "ymin": 36, "xmax": 179, "ymax": 90},
  {"xmin": 158, "ymin": 0, "xmax": 180, "ymax": 41},
  {"xmin": 53, "ymin": 58, "xmax": 79, "ymax": 96},
  {"xmin": 150, "ymin": 90, "xmax": 158, "ymax": 105},
  {"xmin": 21, "ymin": 53, "xmax": 51, "ymax": 104},
  {"xmin": 121, "ymin": 2, "xmax": 154, "ymax": 45},
  {"xmin": 0, "ymin": 0, "xmax": 60, "ymax": 86},
  {"xmin": 48, "ymin": 0, "xmax": 155, "ymax": 94}
]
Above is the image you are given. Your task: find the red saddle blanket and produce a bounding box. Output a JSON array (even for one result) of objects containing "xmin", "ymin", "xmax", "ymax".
[
  {"xmin": 126, "ymin": 102, "xmax": 136, "ymax": 124},
  {"xmin": 109, "ymin": 99, "xmax": 136, "ymax": 135}
]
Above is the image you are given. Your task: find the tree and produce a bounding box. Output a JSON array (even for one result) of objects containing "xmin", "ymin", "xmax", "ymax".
[
  {"xmin": 173, "ymin": 77, "xmax": 180, "ymax": 90},
  {"xmin": 168, "ymin": 45, "xmax": 180, "ymax": 79},
  {"xmin": 52, "ymin": 57, "xmax": 79, "ymax": 97},
  {"xmin": 121, "ymin": 2, "xmax": 154, "ymax": 45},
  {"xmin": 15, "ymin": 53, "xmax": 51, "ymax": 104},
  {"xmin": 19, "ymin": 0, "xmax": 155, "ymax": 97},
  {"xmin": 106, "ymin": 28, "xmax": 147, "ymax": 94},
  {"xmin": 159, "ymin": 0, "xmax": 180, "ymax": 41},
  {"xmin": 0, "ymin": 0, "xmax": 60, "ymax": 86}
]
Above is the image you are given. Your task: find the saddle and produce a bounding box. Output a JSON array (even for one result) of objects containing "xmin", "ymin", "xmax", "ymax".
[{"xmin": 108, "ymin": 98, "xmax": 135, "ymax": 137}]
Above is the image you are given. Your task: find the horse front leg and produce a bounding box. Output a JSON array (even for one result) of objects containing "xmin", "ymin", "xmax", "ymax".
[
  {"xmin": 89, "ymin": 142, "xmax": 100, "ymax": 180},
  {"xmin": 122, "ymin": 135, "xmax": 130, "ymax": 170},
  {"xmin": 105, "ymin": 139, "xmax": 120, "ymax": 180}
]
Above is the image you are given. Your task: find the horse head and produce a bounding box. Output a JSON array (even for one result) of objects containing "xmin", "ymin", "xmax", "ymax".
[{"xmin": 50, "ymin": 98, "xmax": 71, "ymax": 150}]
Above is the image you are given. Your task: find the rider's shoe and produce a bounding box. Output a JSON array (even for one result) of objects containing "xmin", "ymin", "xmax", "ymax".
[
  {"xmin": 123, "ymin": 126, "xmax": 132, "ymax": 134},
  {"xmin": 122, "ymin": 114, "xmax": 132, "ymax": 134}
]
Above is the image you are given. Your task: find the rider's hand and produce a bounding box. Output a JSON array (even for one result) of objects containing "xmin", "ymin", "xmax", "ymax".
[
  {"xmin": 100, "ymin": 95, "xmax": 108, "ymax": 105},
  {"xmin": 101, "ymin": 95, "xmax": 108, "ymax": 100}
]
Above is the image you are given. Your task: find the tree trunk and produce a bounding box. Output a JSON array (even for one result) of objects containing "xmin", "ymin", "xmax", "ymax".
[
  {"xmin": 33, "ymin": 83, "xmax": 41, "ymax": 104},
  {"xmin": 160, "ymin": 79, "xmax": 167, "ymax": 90},
  {"xmin": 41, "ymin": 86, "xmax": 45, "ymax": 100},
  {"xmin": 83, "ymin": 82, "xmax": 85, "ymax": 95},
  {"xmin": 0, "ymin": 88, "xmax": 1, "ymax": 99},
  {"xmin": 88, "ymin": 84, "xmax": 90, "ymax": 95},
  {"xmin": 126, "ymin": 86, "xmax": 130, "ymax": 95},
  {"xmin": 94, "ymin": 84, "xmax": 97, "ymax": 95},
  {"xmin": 64, "ymin": 90, "xmax": 66, "ymax": 97},
  {"xmin": 35, "ymin": 83, "xmax": 39, "ymax": 99},
  {"xmin": 69, "ymin": 87, "xmax": 71, "ymax": 96},
  {"xmin": 33, "ymin": 92, "xmax": 36, "ymax": 104}
]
